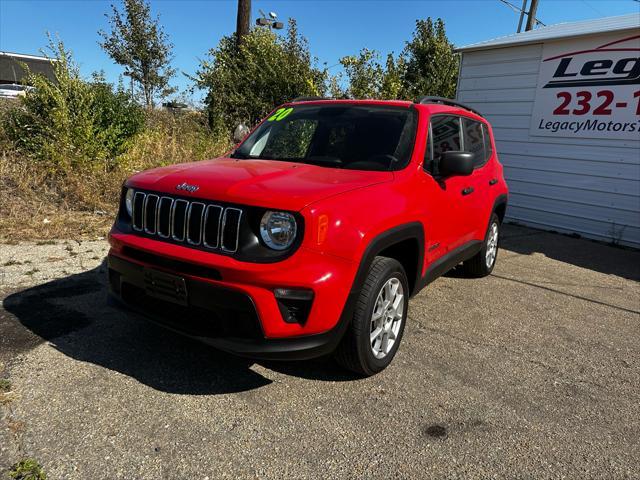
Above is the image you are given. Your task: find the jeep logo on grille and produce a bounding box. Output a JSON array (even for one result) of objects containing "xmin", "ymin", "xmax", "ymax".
[{"xmin": 176, "ymin": 182, "xmax": 199, "ymax": 193}]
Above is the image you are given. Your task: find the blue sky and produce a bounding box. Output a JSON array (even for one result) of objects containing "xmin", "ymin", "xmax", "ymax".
[{"xmin": 1, "ymin": 0, "xmax": 638, "ymax": 103}]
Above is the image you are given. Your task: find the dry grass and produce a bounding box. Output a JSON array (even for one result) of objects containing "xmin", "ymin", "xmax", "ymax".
[
  {"xmin": 0, "ymin": 110, "xmax": 231, "ymax": 241},
  {"xmin": 0, "ymin": 152, "xmax": 112, "ymax": 240}
]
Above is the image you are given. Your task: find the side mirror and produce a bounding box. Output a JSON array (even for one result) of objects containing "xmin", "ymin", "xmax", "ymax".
[
  {"xmin": 233, "ymin": 123, "xmax": 250, "ymax": 144},
  {"xmin": 439, "ymin": 151, "xmax": 474, "ymax": 176}
]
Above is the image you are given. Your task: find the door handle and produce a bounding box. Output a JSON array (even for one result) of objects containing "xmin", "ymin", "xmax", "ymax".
[
  {"xmin": 461, "ymin": 187, "xmax": 474, "ymax": 196},
  {"xmin": 489, "ymin": 178, "xmax": 498, "ymax": 186}
]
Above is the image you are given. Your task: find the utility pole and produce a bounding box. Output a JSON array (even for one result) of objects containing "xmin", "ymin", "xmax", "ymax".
[
  {"xmin": 236, "ymin": 0, "xmax": 251, "ymax": 47},
  {"xmin": 525, "ymin": 0, "xmax": 539, "ymax": 31},
  {"xmin": 497, "ymin": 0, "xmax": 544, "ymax": 33},
  {"xmin": 517, "ymin": 0, "xmax": 528, "ymax": 33}
]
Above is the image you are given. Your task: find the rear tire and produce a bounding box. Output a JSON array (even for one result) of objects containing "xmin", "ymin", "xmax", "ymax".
[
  {"xmin": 335, "ymin": 257, "xmax": 409, "ymax": 376},
  {"xmin": 463, "ymin": 213, "xmax": 500, "ymax": 278}
]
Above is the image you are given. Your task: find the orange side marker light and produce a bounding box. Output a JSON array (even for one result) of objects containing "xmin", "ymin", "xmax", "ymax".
[{"xmin": 317, "ymin": 215, "xmax": 329, "ymax": 245}]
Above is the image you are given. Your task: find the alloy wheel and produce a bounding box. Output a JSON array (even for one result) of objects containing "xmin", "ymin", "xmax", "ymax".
[
  {"xmin": 485, "ymin": 222, "xmax": 499, "ymax": 269},
  {"xmin": 370, "ymin": 277, "xmax": 405, "ymax": 359}
]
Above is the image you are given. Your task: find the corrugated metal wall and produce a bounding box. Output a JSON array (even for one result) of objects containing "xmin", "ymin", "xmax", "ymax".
[{"xmin": 457, "ymin": 43, "xmax": 640, "ymax": 248}]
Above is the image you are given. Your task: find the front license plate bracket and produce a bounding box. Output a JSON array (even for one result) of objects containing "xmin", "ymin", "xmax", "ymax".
[{"xmin": 143, "ymin": 268, "xmax": 188, "ymax": 306}]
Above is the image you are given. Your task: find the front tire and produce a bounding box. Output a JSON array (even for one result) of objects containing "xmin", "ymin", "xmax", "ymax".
[
  {"xmin": 463, "ymin": 213, "xmax": 500, "ymax": 277},
  {"xmin": 335, "ymin": 257, "xmax": 409, "ymax": 376}
]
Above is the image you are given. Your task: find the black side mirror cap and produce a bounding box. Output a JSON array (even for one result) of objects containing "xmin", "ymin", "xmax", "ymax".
[{"xmin": 439, "ymin": 151, "xmax": 474, "ymax": 176}]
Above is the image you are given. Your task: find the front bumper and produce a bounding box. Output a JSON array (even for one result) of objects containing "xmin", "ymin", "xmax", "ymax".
[{"xmin": 107, "ymin": 231, "xmax": 359, "ymax": 359}]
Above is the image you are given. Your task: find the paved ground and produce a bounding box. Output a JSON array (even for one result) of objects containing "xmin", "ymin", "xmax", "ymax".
[{"xmin": 0, "ymin": 224, "xmax": 639, "ymax": 479}]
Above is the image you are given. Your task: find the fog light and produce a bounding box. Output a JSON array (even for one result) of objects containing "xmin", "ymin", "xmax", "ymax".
[{"xmin": 274, "ymin": 288, "xmax": 314, "ymax": 324}]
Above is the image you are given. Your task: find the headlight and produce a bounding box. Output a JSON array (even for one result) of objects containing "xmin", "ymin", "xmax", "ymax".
[
  {"xmin": 125, "ymin": 188, "xmax": 134, "ymax": 217},
  {"xmin": 260, "ymin": 211, "xmax": 297, "ymax": 250}
]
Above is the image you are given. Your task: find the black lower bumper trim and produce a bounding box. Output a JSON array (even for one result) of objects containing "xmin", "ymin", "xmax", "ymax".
[{"xmin": 107, "ymin": 254, "xmax": 353, "ymax": 361}]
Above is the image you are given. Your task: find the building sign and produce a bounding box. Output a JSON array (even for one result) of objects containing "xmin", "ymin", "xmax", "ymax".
[{"xmin": 530, "ymin": 33, "xmax": 640, "ymax": 140}]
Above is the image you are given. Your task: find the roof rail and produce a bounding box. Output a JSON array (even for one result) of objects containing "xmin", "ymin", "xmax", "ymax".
[
  {"xmin": 291, "ymin": 96, "xmax": 331, "ymax": 102},
  {"xmin": 414, "ymin": 96, "xmax": 483, "ymax": 117}
]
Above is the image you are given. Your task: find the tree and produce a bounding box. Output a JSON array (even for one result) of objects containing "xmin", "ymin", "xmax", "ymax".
[
  {"xmin": 339, "ymin": 49, "xmax": 384, "ymax": 99},
  {"xmin": 337, "ymin": 18, "xmax": 457, "ymax": 101},
  {"xmin": 195, "ymin": 19, "xmax": 327, "ymax": 133},
  {"xmin": 379, "ymin": 53, "xmax": 405, "ymax": 99},
  {"xmin": 401, "ymin": 18, "xmax": 458, "ymax": 99},
  {"xmin": 99, "ymin": 0, "xmax": 176, "ymax": 108},
  {"xmin": 339, "ymin": 50, "xmax": 405, "ymax": 100}
]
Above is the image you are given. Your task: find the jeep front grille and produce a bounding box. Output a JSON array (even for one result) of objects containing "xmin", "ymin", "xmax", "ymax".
[{"xmin": 130, "ymin": 191, "xmax": 242, "ymax": 253}]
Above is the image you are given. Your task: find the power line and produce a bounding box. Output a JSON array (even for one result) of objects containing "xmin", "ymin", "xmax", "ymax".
[
  {"xmin": 579, "ymin": 0, "xmax": 606, "ymax": 16},
  {"xmin": 498, "ymin": 0, "xmax": 525, "ymax": 15},
  {"xmin": 497, "ymin": 0, "xmax": 546, "ymax": 31}
]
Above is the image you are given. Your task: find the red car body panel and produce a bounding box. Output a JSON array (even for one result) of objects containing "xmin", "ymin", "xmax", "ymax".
[
  {"xmin": 127, "ymin": 158, "xmax": 393, "ymax": 212},
  {"xmin": 108, "ymin": 99, "xmax": 508, "ymax": 357}
]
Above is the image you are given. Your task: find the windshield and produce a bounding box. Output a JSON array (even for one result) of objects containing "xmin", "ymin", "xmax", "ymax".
[{"xmin": 232, "ymin": 104, "xmax": 417, "ymax": 171}]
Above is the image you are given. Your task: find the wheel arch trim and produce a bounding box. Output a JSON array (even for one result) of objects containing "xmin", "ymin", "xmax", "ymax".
[
  {"xmin": 353, "ymin": 222, "xmax": 425, "ymax": 298},
  {"xmin": 491, "ymin": 194, "xmax": 509, "ymax": 224}
]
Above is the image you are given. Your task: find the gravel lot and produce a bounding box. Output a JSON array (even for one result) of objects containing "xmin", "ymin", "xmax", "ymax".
[{"xmin": 1, "ymin": 224, "xmax": 639, "ymax": 479}]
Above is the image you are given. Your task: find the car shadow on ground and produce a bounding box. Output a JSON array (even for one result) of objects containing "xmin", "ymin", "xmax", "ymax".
[
  {"xmin": 500, "ymin": 223, "xmax": 640, "ymax": 281},
  {"xmin": 444, "ymin": 224, "xmax": 640, "ymax": 282},
  {"xmin": 2, "ymin": 262, "xmax": 359, "ymax": 396}
]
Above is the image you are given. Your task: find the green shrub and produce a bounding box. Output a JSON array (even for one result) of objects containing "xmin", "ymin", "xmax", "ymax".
[
  {"xmin": 8, "ymin": 459, "xmax": 46, "ymax": 480},
  {"xmin": 87, "ymin": 73, "xmax": 146, "ymax": 160},
  {"xmin": 0, "ymin": 378, "xmax": 11, "ymax": 392},
  {"xmin": 4, "ymin": 39, "xmax": 144, "ymax": 170}
]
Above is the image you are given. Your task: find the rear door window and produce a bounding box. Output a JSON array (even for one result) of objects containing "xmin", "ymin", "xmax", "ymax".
[{"xmin": 424, "ymin": 115, "xmax": 462, "ymax": 175}]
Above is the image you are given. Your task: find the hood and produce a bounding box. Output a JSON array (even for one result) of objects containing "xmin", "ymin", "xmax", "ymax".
[{"xmin": 126, "ymin": 157, "xmax": 393, "ymax": 211}]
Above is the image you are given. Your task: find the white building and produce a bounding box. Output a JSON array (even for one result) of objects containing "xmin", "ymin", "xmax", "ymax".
[
  {"xmin": 0, "ymin": 51, "xmax": 56, "ymax": 85},
  {"xmin": 456, "ymin": 14, "xmax": 640, "ymax": 248}
]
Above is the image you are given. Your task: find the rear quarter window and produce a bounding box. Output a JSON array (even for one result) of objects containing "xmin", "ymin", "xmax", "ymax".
[
  {"xmin": 462, "ymin": 118, "xmax": 486, "ymax": 168},
  {"xmin": 482, "ymin": 124, "xmax": 493, "ymax": 160}
]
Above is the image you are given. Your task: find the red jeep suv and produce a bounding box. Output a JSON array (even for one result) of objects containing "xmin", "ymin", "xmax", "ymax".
[{"xmin": 108, "ymin": 97, "xmax": 508, "ymax": 376}]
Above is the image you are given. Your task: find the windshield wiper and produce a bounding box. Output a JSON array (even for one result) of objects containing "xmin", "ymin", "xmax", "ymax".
[
  {"xmin": 229, "ymin": 150, "xmax": 249, "ymax": 159},
  {"xmin": 247, "ymin": 155, "xmax": 299, "ymax": 162},
  {"xmin": 233, "ymin": 155, "xmax": 345, "ymax": 168}
]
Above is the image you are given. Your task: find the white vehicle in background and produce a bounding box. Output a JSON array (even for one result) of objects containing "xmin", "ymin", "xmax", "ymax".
[{"xmin": 0, "ymin": 84, "xmax": 33, "ymax": 99}]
